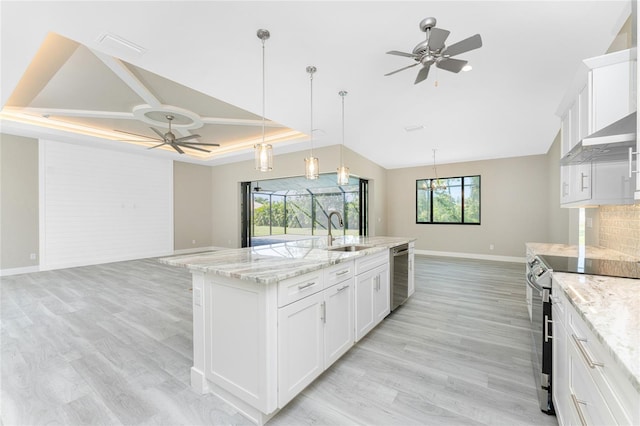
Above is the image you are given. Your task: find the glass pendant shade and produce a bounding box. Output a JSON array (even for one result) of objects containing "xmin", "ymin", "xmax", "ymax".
[
  {"xmin": 337, "ymin": 165, "xmax": 350, "ymax": 185},
  {"xmin": 255, "ymin": 29, "xmax": 273, "ymax": 172},
  {"xmin": 305, "ymin": 156, "xmax": 319, "ymax": 180},
  {"xmin": 254, "ymin": 143, "xmax": 272, "ymax": 171}
]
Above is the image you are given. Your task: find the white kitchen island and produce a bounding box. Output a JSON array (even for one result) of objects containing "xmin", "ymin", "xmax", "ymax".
[{"xmin": 160, "ymin": 236, "xmax": 415, "ymax": 425}]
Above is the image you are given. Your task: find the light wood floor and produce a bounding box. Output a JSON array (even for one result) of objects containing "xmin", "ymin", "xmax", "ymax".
[{"xmin": 1, "ymin": 255, "xmax": 558, "ymax": 426}]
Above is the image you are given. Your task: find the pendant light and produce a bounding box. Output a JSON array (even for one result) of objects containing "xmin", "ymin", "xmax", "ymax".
[
  {"xmin": 431, "ymin": 149, "xmax": 447, "ymax": 191},
  {"xmin": 305, "ymin": 66, "xmax": 319, "ymax": 180},
  {"xmin": 337, "ymin": 90, "xmax": 350, "ymax": 186},
  {"xmin": 254, "ymin": 29, "xmax": 273, "ymax": 172}
]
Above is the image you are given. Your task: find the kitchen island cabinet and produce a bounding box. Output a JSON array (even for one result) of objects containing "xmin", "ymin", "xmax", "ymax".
[{"xmin": 161, "ymin": 235, "xmax": 413, "ymax": 425}]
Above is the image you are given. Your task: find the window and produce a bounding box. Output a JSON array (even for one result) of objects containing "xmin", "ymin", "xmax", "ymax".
[
  {"xmin": 416, "ymin": 175, "xmax": 480, "ymax": 224},
  {"xmin": 241, "ymin": 173, "xmax": 369, "ymax": 247}
]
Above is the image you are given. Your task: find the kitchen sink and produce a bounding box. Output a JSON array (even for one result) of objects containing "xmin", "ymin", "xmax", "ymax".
[{"xmin": 327, "ymin": 244, "xmax": 372, "ymax": 252}]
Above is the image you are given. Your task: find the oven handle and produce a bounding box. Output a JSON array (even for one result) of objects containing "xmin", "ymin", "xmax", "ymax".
[{"xmin": 526, "ymin": 273, "xmax": 544, "ymax": 293}]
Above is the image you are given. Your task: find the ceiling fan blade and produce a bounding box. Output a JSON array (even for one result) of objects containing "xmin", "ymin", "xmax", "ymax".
[
  {"xmin": 179, "ymin": 142, "xmax": 221, "ymax": 147},
  {"xmin": 443, "ymin": 34, "xmax": 482, "ymax": 57},
  {"xmin": 171, "ymin": 144, "xmax": 185, "ymax": 154},
  {"xmin": 385, "ymin": 62, "xmax": 419, "ymax": 76},
  {"xmin": 176, "ymin": 144, "xmax": 211, "ymax": 153},
  {"xmin": 427, "ymin": 27, "xmax": 450, "ymax": 51},
  {"xmin": 386, "ymin": 50, "xmax": 419, "ymax": 58},
  {"xmin": 436, "ymin": 58, "xmax": 468, "ymax": 73},
  {"xmin": 147, "ymin": 142, "xmax": 168, "ymax": 150},
  {"xmin": 414, "ymin": 64, "xmax": 432, "ymax": 84},
  {"xmin": 150, "ymin": 127, "xmax": 166, "ymax": 139},
  {"xmin": 174, "ymin": 134, "xmax": 201, "ymax": 142},
  {"xmin": 113, "ymin": 129, "xmax": 160, "ymax": 141}
]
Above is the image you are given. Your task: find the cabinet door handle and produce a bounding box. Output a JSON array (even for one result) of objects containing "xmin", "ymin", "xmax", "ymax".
[
  {"xmin": 629, "ymin": 147, "xmax": 639, "ymax": 178},
  {"xmin": 337, "ymin": 284, "xmax": 349, "ymax": 292},
  {"xmin": 580, "ymin": 172, "xmax": 589, "ymax": 191},
  {"xmin": 320, "ymin": 301, "xmax": 326, "ymax": 323},
  {"xmin": 336, "ymin": 269, "xmax": 350, "ymax": 276},
  {"xmin": 298, "ymin": 282, "xmax": 316, "ymax": 290},
  {"xmin": 544, "ymin": 315, "xmax": 552, "ymax": 343},
  {"xmin": 570, "ymin": 393, "xmax": 588, "ymax": 426},
  {"xmin": 571, "ymin": 334, "xmax": 604, "ymax": 368}
]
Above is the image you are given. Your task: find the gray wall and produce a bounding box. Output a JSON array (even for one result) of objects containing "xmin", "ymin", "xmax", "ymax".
[
  {"xmin": 209, "ymin": 145, "xmax": 388, "ymax": 248},
  {"xmin": 386, "ymin": 154, "xmax": 552, "ymax": 259},
  {"xmin": 174, "ymin": 161, "xmax": 214, "ymax": 251},
  {"xmin": 0, "ymin": 134, "xmax": 39, "ymax": 270}
]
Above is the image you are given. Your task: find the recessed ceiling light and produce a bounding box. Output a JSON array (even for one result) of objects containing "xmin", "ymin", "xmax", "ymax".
[
  {"xmin": 404, "ymin": 125, "xmax": 425, "ymax": 132},
  {"xmin": 462, "ymin": 65, "xmax": 473, "ymax": 72}
]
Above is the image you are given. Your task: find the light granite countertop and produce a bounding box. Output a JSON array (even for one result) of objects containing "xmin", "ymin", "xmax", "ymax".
[
  {"xmin": 526, "ymin": 242, "xmax": 640, "ymax": 393},
  {"xmin": 159, "ymin": 236, "xmax": 415, "ymax": 284}
]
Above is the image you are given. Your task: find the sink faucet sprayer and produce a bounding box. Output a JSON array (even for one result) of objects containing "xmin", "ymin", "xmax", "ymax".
[{"xmin": 327, "ymin": 211, "xmax": 344, "ymax": 246}]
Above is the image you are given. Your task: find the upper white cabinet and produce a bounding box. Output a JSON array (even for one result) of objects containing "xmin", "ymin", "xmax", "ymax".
[{"xmin": 557, "ymin": 48, "xmax": 637, "ymax": 207}]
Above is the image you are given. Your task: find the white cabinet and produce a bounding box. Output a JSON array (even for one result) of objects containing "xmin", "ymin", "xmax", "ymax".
[
  {"xmin": 551, "ymin": 283, "xmax": 639, "ymax": 426},
  {"xmin": 278, "ymin": 290, "xmax": 325, "ymax": 407},
  {"xmin": 558, "ymin": 48, "xmax": 637, "ymax": 207},
  {"xmin": 560, "ymin": 161, "xmax": 634, "ymax": 207},
  {"xmin": 277, "ymin": 262, "xmax": 354, "ymax": 407},
  {"xmin": 324, "ymin": 280, "xmax": 354, "ymax": 367},
  {"xmin": 354, "ymin": 251, "xmax": 390, "ymax": 342}
]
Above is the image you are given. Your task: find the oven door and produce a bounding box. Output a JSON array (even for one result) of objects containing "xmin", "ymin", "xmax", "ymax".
[{"xmin": 526, "ymin": 273, "xmax": 554, "ymax": 414}]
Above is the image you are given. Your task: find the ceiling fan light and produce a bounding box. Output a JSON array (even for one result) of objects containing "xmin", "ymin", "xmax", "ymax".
[
  {"xmin": 255, "ymin": 143, "xmax": 273, "ymax": 172},
  {"xmin": 462, "ymin": 64, "xmax": 473, "ymax": 72},
  {"xmin": 337, "ymin": 165, "xmax": 350, "ymax": 185},
  {"xmin": 305, "ymin": 156, "xmax": 319, "ymax": 180}
]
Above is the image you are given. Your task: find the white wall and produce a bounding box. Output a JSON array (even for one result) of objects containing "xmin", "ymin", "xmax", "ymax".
[
  {"xmin": 386, "ymin": 154, "xmax": 551, "ymax": 260},
  {"xmin": 39, "ymin": 140, "xmax": 174, "ymax": 270}
]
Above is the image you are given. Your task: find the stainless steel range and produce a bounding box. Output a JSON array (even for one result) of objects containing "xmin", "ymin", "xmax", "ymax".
[
  {"xmin": 525, "ymin": 252, "xmax": 640, "ymax": 415},
  {"xmin": 526, "ymin": 255, "xmax": 554, "ymax": 415}
]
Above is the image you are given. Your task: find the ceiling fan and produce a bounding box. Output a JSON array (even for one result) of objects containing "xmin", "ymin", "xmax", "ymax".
[
  {"xmin": 116, "ymin": 114, "xmax": 220, "ymax": 154},
  {"xmin": 385, "ymin": 17, "xmax": 483, "ymax": 84}
]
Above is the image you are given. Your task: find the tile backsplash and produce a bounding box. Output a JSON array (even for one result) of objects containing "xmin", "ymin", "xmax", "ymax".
[{"xmin": 599, "ymin": 204, "xmax": 640, "ymax": 258}]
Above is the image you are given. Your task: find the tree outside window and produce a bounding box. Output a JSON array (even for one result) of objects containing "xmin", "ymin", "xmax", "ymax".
[{"xmin": 416, "ymin": 175, "xmax": 480, "ymax": 224}]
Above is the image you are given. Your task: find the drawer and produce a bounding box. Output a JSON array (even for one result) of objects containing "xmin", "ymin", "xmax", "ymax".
[
  {"xmin": 324, "ymin": 261, "xmax": 354, "ymax": 289},
  {"xmin": 355, "ymin": 250, "xmax": 388, "ymax": 275},
  {"xmin": 278, "ymin": 270, "xmax": 323, "ymax": 307},
  {"xmin": 568, "ymin": 338, "xmax": 618, "ymax": 426},
  {"xmin": 567, "ymin": 306, "xmax": 636, "ymax": 425}
]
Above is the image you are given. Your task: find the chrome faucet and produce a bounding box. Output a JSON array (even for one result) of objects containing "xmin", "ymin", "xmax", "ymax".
[{"xmin": 327, "ymin": 211, "xmax": 344, "ymax": 246}]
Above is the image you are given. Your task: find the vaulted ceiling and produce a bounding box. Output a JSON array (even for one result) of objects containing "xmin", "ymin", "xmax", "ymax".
[{"xmin": 0, "ymin": 1, "xmax": 632, "ymax": 168}]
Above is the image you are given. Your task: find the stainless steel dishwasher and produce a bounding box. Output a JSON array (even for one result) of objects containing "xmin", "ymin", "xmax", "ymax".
[{"xmin": 390, "ymin": 244, "xmax": 409, "ymax": 311}]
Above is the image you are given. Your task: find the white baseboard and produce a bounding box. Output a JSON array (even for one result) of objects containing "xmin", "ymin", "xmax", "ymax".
[
  {"xmin": 173, "ymin": 246, "xmax": 226, "ymax": 255},
  {"xmin": 0, "ymin": 265, "xmax": 41, "ymax": 277},
  {"xmin": 415, "ymin": 249, "xmax": 525, "ymax": 263}
]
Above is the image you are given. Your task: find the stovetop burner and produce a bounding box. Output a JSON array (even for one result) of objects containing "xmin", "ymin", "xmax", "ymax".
[{"xmin": 538, "ymin": 255, "xmax": 640, "ymax": 280}]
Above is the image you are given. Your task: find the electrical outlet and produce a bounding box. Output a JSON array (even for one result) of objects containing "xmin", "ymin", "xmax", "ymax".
[
  {"xmin": 194, "ymin": 288, "xmax": 202, "ymax": 307},
  {"xmin": 489, "ymin": 244, "xmax": 494, "ymax": 250},
  {"xmin": 30, "ymin": 253, "xmax": 37, "ymax": 260},
  {"xmin": 192, "ymin": 239, "xmax": 196, "ymax": 245}
]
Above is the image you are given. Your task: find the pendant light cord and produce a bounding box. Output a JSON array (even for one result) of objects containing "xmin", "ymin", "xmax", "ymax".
[
  {"xmin": 261, "ymin": 37, "xmax": 266, "ymax": 145},
  {"xmin": 309, "ymin": 69, "xmax": 314, "ymax": 157}
]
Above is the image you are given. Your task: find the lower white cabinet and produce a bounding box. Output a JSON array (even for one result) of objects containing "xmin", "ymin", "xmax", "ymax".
[
  {"xmin": 552, "ymin": 285, "xmax": 639, "ymax": 426},
  {"xmin": 277, "ymin": 290, "xmax": 325, "ymax": 407},
  {"xmin": 277, "ymin": 272, "xmax": 354, "ymax": 407},
  {"xmin": 355, "ymin": 252, "xmax": 390, "ymax": 342}
]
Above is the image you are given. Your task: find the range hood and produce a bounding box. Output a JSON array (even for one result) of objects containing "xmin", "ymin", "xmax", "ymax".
[{"xmin": 560, "ymin": 112, "xmax": 637, "ymax": 165}]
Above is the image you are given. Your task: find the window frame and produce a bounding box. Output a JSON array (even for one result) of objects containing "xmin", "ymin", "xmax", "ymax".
[{"xmin": 415, "ymin": 175, "xmax": 481, "ymax": 225}]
